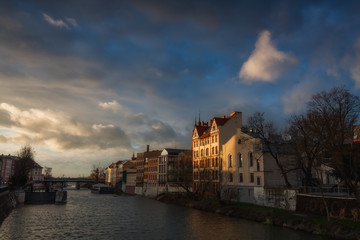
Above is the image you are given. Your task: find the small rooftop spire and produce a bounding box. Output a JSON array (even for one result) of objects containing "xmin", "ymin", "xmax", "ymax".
[{"xmin": 198, "ymin": 110, "xmax": 201, "ymax": 126}]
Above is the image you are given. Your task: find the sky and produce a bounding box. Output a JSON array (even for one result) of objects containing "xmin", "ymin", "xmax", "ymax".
[{"xmin": 1, "ymin": 0, "xmax": 360, "ymax": 177}]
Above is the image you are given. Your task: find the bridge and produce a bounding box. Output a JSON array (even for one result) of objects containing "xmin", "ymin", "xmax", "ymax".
[
  {"xmin": 40, "ymin": 178, "xmax": 96, "ymax": 190},
  {"xmin": 43, "ymin": 178, "xmax": 95, "ymax": 183}
]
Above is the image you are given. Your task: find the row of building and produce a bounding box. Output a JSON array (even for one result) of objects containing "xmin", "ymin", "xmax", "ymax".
[
  {"xmin": 0, "ymin": 154, "xmax": 43, "ymax": 185},
  {"xmin": 106, "ymin": 111, "xmax": 337, "ymax": 209},
  {"xmin": 105, "ymin": 147, "xmax": 192, "ymax": 196}
]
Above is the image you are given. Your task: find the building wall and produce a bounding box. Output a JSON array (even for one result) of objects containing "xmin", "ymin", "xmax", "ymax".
[
  {"xmin": 0, "ymin": 156, "xmax": 17, "ymax": 184},
  {"xmin": 192, "ymin": 112, "xmax": 243, "ymax": 197},
  {"xmin": 125, "ymin": 171, "xmax": 136, "ymax": 194},
  {"xmin": 221, "ymin": 128, "xmax": 298, "ymax": 208},
  {"xmin": 135, "ymin": 153, "xmax": 145, "ymax": 188}
]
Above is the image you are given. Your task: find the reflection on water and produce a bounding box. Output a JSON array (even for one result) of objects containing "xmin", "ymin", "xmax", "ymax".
[{"xmin": 0, "ymin": 190, "xmax": 329, "ymax": 240}]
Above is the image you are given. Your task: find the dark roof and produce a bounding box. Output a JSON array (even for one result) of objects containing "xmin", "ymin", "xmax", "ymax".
[{"xmin": 163, "ymin": 148, "xmax": 188, "ymax": 155}]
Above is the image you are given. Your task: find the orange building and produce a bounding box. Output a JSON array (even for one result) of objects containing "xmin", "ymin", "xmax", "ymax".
[{"xmin": 192, "ymin": 111, "xmax": 242, "ymax": 197}]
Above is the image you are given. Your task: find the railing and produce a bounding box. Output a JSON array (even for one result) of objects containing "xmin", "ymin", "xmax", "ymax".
[{"xmin": 298, "ymin": 186, "xmax": 351, "ymax": 196}]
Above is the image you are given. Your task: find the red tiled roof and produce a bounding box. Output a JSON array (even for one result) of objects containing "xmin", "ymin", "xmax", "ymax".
[
  {"xmin": 194, "ymin": 125, "xmax": 208, "ymax": 137},
  {"xmin": 193, "ymin": 112, "xmax": 239, "ymax": 139},
  {"xmin": 213, "ymin": 117, "xmax": 230, "ymax": 126}
]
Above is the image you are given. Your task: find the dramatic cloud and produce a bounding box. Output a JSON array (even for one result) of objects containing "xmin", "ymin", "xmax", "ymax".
[
  {"xmin": 99, "ymin": 100, "xmax": 123, "ymax": 113},
  {"xmin": 0, "ymin": 1, "xmax": 360, "ymax": 176},
  {"xmin": 0, "ymin": 103, "xmax": 131, "ymax": 150},
  {"xmin": 239, "ymin": 30, "xmax": 298, "ymax": 83}
]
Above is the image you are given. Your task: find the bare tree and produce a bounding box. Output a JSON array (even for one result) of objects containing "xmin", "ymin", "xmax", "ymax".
[
  {"xmin": 247, "ymin": 112, "xmax": 295, "ymax": 188},
  {"xmin": 12, "ymin": 145, "xmax": 35, "ymax": 188},
  {"xmin": 90, "ymin": 164, "xmax": 105, "ymax": 183},
  {"xmin": 43, "ymin": 166, "xmax": 53, "ymax": 179},
  {"xmin": 169, "ymin": 150, "xmax": 193, "ymax": 196},
  {"xmin": 290, "ymin": 87, "xmax": 360, "ymax": 202},
  {"xmin": 288, "ymin": 114, "xmax": 323, "ymax": 189}
]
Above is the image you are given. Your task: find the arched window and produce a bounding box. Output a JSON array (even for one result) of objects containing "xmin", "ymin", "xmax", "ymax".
[
  {"xmin": 256, "ymin": 159, "xmax": 260, "ymax": 171},
  {"xmin": 215, "ymin": 146, "xmax": 218, "ymax": 154},
  {"xmin": 206, "ymin": 148, "xmax": 209, "ymax": 156},
  {"xmin": 249, "ymin": 152, "xmax": 253, "ymax": 167},
  {"xmin": 238, "ymin": 153, "xmax": 243, "ymax": 168},
  {"xmin": 228, "ymin": 154, "xmax": 232, "ymax": 168},
  {"xmin": 201, "ymin": 149, "xmax": 204, "ymax": 156}
]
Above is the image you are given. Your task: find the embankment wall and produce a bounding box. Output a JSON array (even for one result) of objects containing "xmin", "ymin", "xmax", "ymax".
[{"xmin": 0, "ymin": 191, "xmax": 17, "ymax": 226}]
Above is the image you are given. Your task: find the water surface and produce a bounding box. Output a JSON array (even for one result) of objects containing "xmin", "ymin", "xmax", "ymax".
[{"xmin": 0, "ymin": 190, "xmax": 329, "ymax": 239}]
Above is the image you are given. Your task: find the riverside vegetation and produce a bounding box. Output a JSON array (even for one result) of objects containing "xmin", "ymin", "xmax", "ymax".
[{"xmin": 157, "ymin": 193, "xmax": 360, "ymax": 240}]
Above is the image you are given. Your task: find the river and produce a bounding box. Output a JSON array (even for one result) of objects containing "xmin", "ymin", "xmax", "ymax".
[{"xmin": 0, "ymin": 190, "xmax": 330, "ymax": 240}]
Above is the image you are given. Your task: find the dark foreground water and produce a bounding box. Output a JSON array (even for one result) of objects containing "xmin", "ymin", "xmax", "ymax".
[{"xmin": 0, "ymin": 190, "xmax": 329, "ymax": 240}]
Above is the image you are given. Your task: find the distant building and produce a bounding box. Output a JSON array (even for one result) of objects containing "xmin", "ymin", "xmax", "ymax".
[
  {"xmin": 144, "ymin": 148, "xmax": 162, "ymax": 190},
  {"xmin": 159, "ymin": 148, "xmax": 192, "ymax": 191},
  {"xmin": 135, "ymin": 145, "xmax": 161, "ymax": 195},
  {"xmin": 123, "ymin": 168, "xmax": 136, "ymax": 194},
  {"xmin": 105, "ymin": 158, "xmax": 135, "ymax": 188},
  {"xmin": 0, "ymin": 154, "xmax": 43, "ymax": 185},
  {"xmin": 192, "ymin": 111, "xmax": 242, "ymax": 197},
  {"xmin": 0, "ymin": 155, "xmax": 18, "ymax": 184},
  {"xmin": 105, "ymin": 162, "xmax": 117, "ymax": 186}
]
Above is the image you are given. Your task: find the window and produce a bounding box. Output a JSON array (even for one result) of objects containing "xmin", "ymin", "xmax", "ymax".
[
  {"xmin": 256, "ymin": 159, "xmax": 260, "ymax": 171},
  {"xmin": 250, "ymin": 173, "xmax": 254, "ymax": 183},
  {"xmin": 215, "ymin": 157, "xmax": 218, "ymax": 167},
  {"xmin": 215, "ymin": 135, "xmax": 218, "ymax": 142},
  {"xmin": 229, "ymin": 173, "xmax": 233, "ymax": 182},
  {"xmin": 238, "ymin": 153, "xmax": 243, "ymax": 168},
  {"xmin": 249, "ymin": 152, "xmax": 253, "ymax": 167},
  {"xmin": 212, "ymin": 158, "xmax": 214, "ymax": 167},
  {"xmin": 206, "ymin": 148, "xmax": 209, "ymax": 156},
  {"xmin": 212, "ymin": 136, "xmax": 214, "ymax": 143},
  {"xmin": 228, "ymin": 154, "xmax": 232, "ymax": 168},
  {"xmin": 201, "ymin": 149, "xmax": 204, "ymax": 156},
  {"xmin": 257, "ymin": 176, "xmax": 261, "ymax": 186},
  {"xmin": 239, "ymin": 173, "xmax": 243, "ymax": 183},
  {"xmin": 215, "ymin": 146, "xmax": 218, "ymax": 154},
  {"xmin": 212, "ymin": 147, "xmax": 214, "ymax": 154}
]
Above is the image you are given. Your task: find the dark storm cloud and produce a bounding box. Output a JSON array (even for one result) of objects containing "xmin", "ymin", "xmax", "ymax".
[{"xmin": 1, "ymin": 0, "xmax": 360, "ymax": 176}]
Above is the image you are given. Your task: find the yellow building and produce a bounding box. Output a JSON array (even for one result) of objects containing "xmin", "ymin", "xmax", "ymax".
[
  {"xmin": 221, "ymin": 128, "xmax": 298, "ymax": 208},
  {"xmin": 192, "ymin": 111, "xmax": 242, "ymax": 197}
]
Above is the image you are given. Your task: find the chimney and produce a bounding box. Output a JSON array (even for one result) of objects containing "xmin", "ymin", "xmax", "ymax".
[{"xmin": 146, "ymin": 145, "xmax": 149, "ymax": 152}]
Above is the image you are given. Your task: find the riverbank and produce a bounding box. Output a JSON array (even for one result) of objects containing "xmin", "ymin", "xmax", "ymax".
[
  {"xmin": 0, "ymin": 191, "xmax": 17, "ymax": 226},
  {"xmin": 156, "ymin": 193, "xmax": 360, "ymax": 240}
]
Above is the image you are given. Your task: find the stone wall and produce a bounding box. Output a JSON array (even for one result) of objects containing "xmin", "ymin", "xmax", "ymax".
[
  {"xmin": 0, "ymin": 191, "xmax": 17, "ymax": 225},
  {"xmin": 297, "ymin": 194, "xmax": 360, "ymax": 220},
  {"xmin": 254, "ymin": 187, "xmax": 297, "ymax": 211},
  {"xmin": 136, "ymin": 184, "xmax": 189, "ymax": 198}
]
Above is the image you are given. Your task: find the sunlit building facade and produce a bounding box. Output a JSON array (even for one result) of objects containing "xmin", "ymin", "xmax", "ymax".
[{"xmin": 192, "ymin": 111, "xmax": 242, "ymax": 197}]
